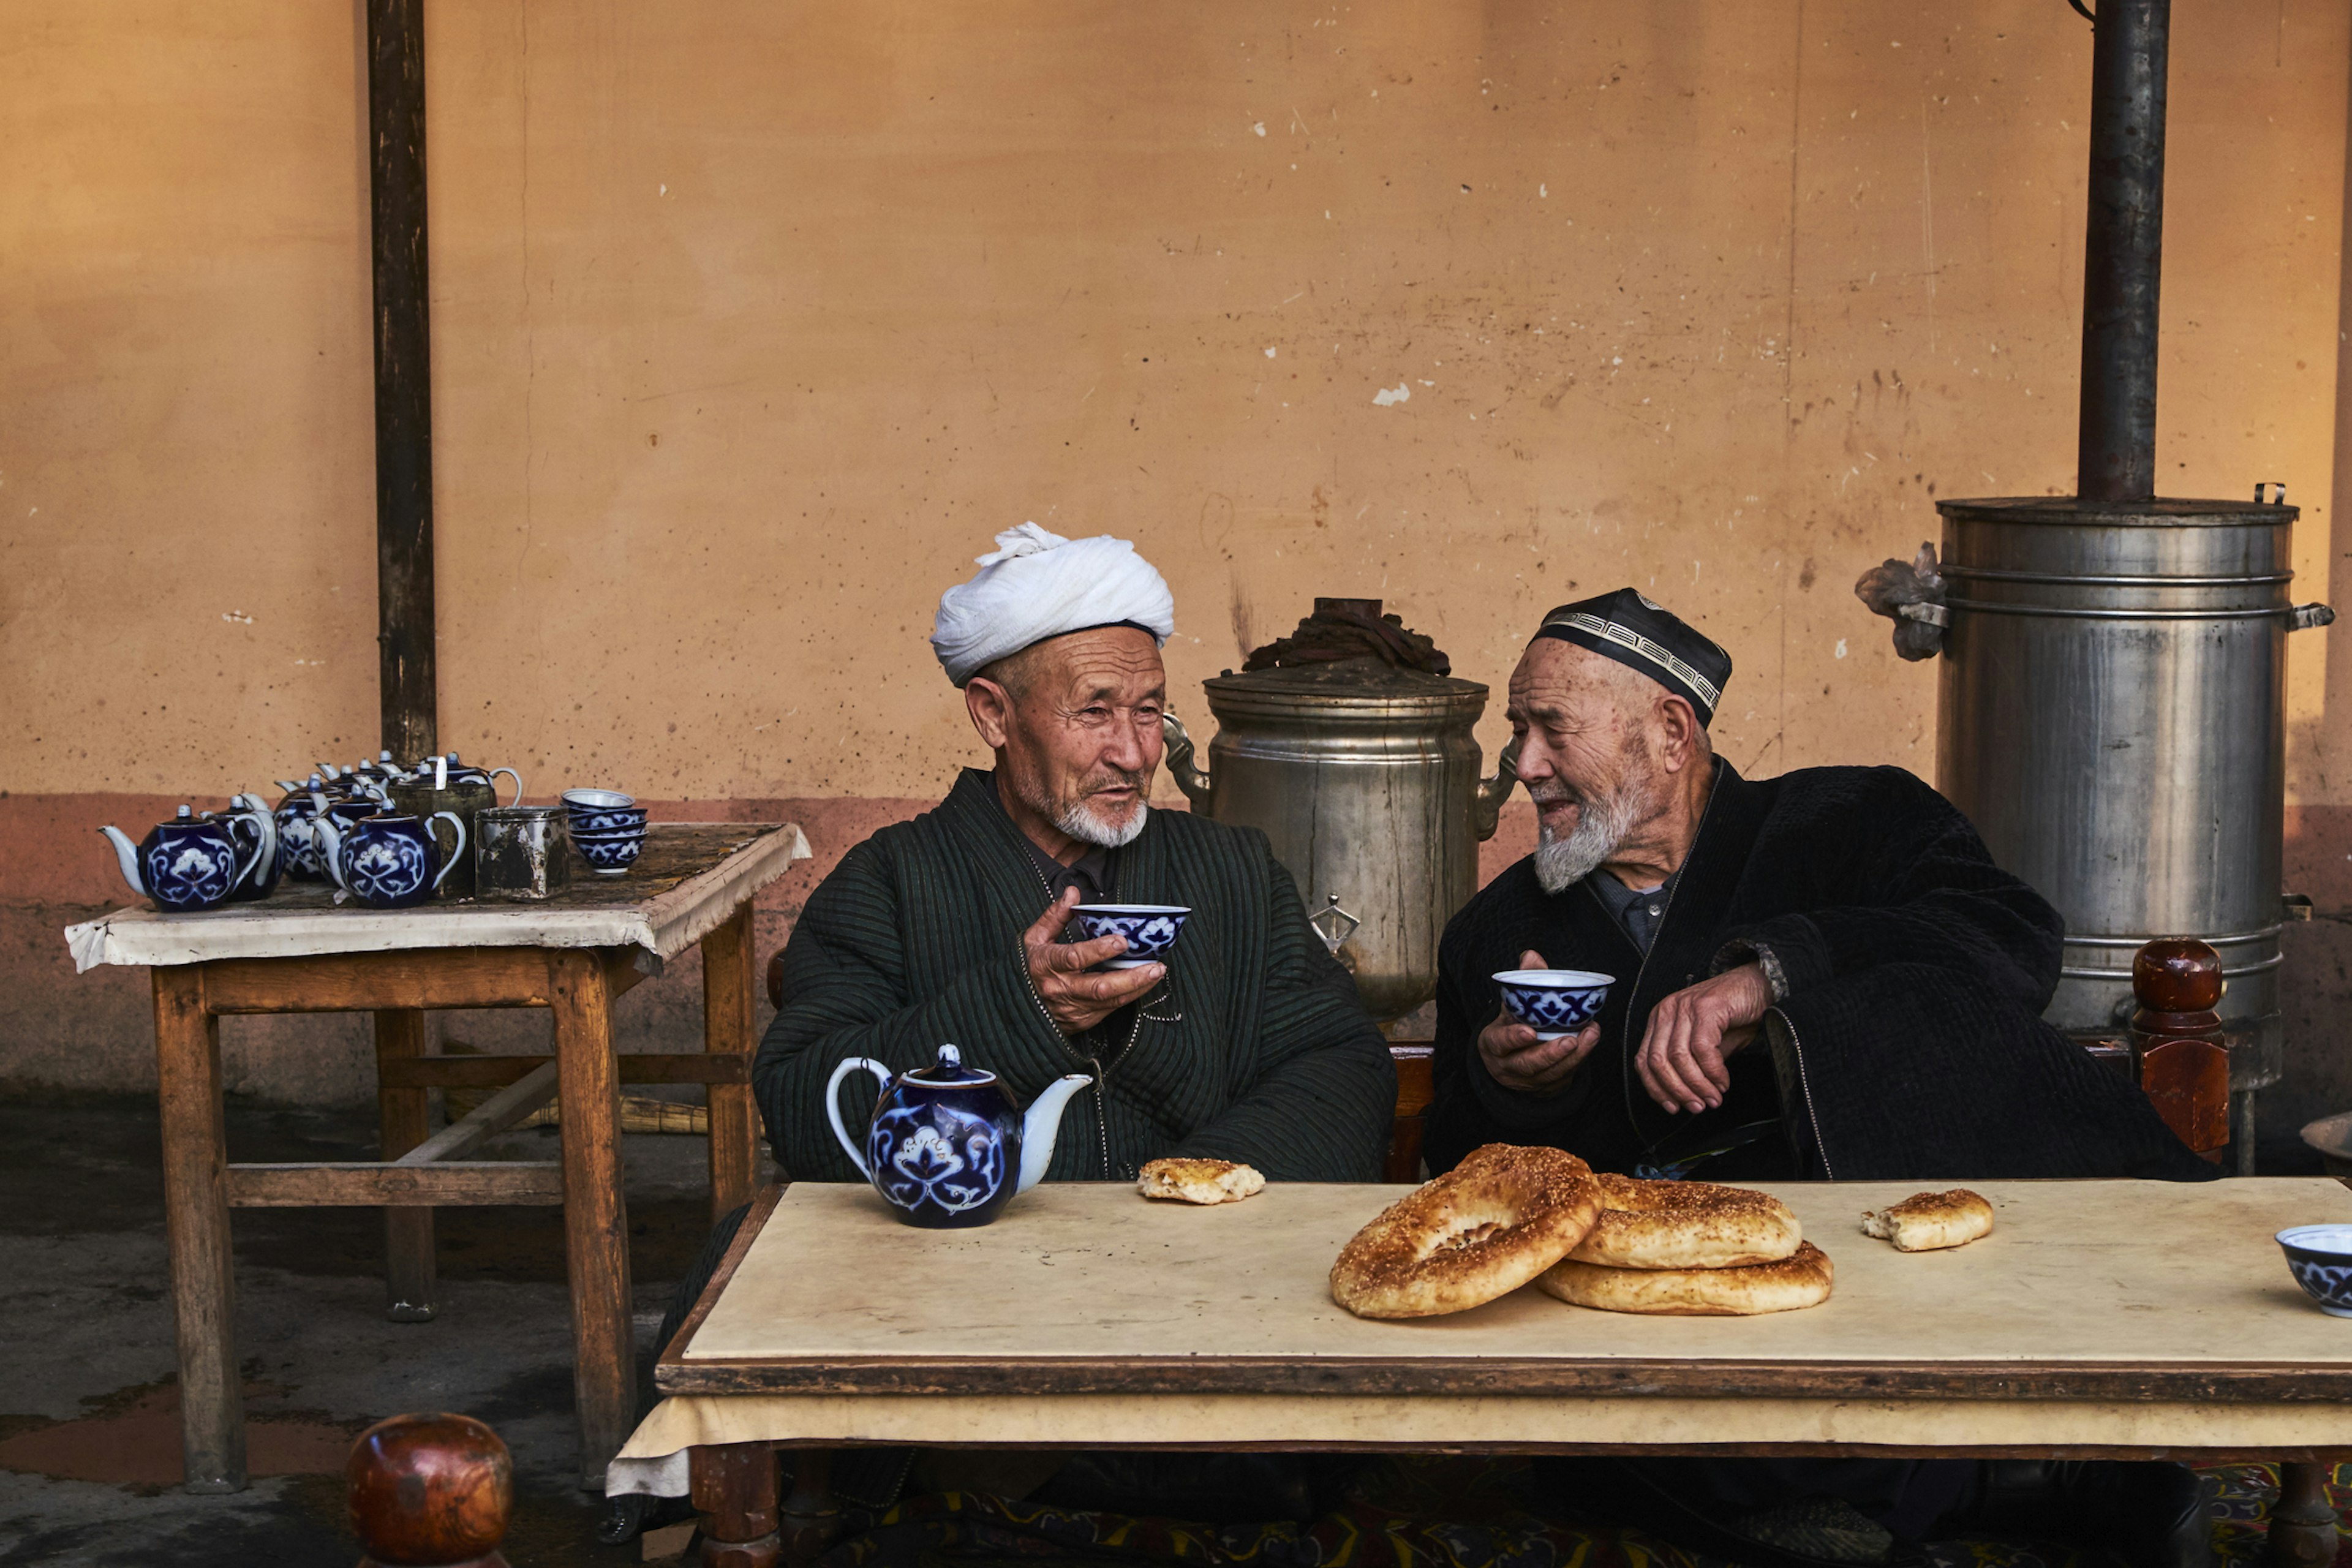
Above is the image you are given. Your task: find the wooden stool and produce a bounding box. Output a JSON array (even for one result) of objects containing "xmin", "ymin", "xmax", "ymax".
[{"xmin": 348, "ymin": 1412, "xmax": 512, "ymax": 1568}]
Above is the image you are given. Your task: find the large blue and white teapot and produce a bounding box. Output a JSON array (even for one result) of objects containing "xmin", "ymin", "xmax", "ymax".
[
  {"xmin": 100, "ymin": 802, "xmax": 269, "ymax": 913},
  {"xmin": 827, "ymin": 1045, "xmax": 1090, "ymax": 1229}
]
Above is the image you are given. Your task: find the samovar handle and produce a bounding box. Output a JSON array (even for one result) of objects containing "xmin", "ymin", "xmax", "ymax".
[
  {"xmin": 1472, "ymin": 734, "xmax": 1521, "ymax": 842},
  {"xmin": 1160, "ymin": 713, "xmax": 1213, "ymax": 812}
]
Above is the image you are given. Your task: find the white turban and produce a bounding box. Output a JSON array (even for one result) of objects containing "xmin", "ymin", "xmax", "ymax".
[{"xmin": 930, "ymin": 523, "xmax": 1176, "ymax": 687}]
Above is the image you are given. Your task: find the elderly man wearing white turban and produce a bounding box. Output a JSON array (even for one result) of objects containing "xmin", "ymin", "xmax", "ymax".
[
  {"xmin": 615, "ymin": 524, "xmax": 1393, "ymax": 1531},
  {"xmin": 752, "ymin": 522, "xmax": 1395, "ymax": 1190}
]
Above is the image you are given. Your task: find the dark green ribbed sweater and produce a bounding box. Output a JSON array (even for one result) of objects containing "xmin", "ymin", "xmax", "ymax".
[{"xmin": 755, "ymin": 769, "xmax": 1395, "ymax": 1183}]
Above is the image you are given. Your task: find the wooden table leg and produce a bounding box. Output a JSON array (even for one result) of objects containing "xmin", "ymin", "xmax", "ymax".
[
  {"xmin": 701, "ymin": 903, "xmax": 760, "ymax": 1218},
  {"xmin": 2267, "ymin": 1460, "xmax": 2340, "ymax": 1568},
  {"xmin": 550, "ymin": 949, "xmax": 633, "ymax": 1488},
  {"xmin": 775, "ymin": 1449, "xmax": 840, "ymax": 1568},
  {"xmin": 375, "ymin": 1008, "xmax": 438, "ymax": 1322},
  {"xmin": 691, "ymin": 1442, "xmax": 782, "ymax": 1568},
  {"xmin": 154, "ymin": 967, "xmax": 247, "ymax": 1493}
]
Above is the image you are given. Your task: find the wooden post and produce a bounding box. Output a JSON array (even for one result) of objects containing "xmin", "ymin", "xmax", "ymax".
[
  {"xmin": 153, "ymin": 967, "xmax": 246, "ymax": 1493},
  {"xmin": 703, "ymin": 904, "xmax": 761, "ymax": 1217},
  {"xmin": 374, "ymin": 1009, "xmax": 438, "ymax": 1321},
  {"xmin": 368, "ymin": 0, "xmax": 437, "ymax": 763},
  {"xmin": 348, "ymin": 1412, "xmax": 513, "ymax": 1568},
  {"xmin": 2266, "ymin": 1461, "xmax": 2340, "ymax": 1568},
  {"xmin": 691, "ymin": 1442, "xmax": 783, "ymax": 1568},
  {"xmin": 549, "ymin": 950, "xmax": 633, "ymax": 1487}
]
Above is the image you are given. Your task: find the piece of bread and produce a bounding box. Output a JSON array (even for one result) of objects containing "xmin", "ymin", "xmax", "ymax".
[
  {"xmin": 1567, "ymin": 1173, "xmax": 1802, "ymax": 1269},
  {"xmin": 1540, "ymin": 1241, "xmax": 1835, "ymax": 1316},
  {"xmin": 1329, "ymin": 1144, "xmax": 1602, "ymax": 1319},
  {"xmin": 1137, "ymin": 1158, "xmax": 1265, "ymax": 1205},
  {"xmin": 1861, "ymin": 1189, "xmax": 1994, "ymax": 1252}
]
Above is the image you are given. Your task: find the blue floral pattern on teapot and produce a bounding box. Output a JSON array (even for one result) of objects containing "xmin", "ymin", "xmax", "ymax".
[{"xmin": 827, "ymin": 1044, "xmax": 1090, "ymax": 1229}]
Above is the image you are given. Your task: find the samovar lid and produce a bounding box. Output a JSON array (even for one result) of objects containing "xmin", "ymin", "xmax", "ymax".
[
  {"xmin": 1201, "ymin": 598, "xmax": 1488, "ymax": 712},
  {"xmin": 1203, "ymin": 660, "xmax": 1487, "ymax": 699}
]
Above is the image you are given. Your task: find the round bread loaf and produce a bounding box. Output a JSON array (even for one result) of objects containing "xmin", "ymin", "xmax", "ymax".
[
  {"xmin": 1137, "ymin": 1157, "xmax": 1265, "ymax": 1205},
  {"xmin": 1330, "ymin": 1144, "xmax": 1602, "ymax": 1319},
  {"xmin": 1567, "ymin": 1174, "xmax": 1802, "ymax": 1268},
  {"xmin": 1539, "ymin": 1241, "xmax": 1834, "ymax": 1316},
  {"xmin": 1861, "ymin": 1189, "xmax": 1994, "ymax": 1252}
]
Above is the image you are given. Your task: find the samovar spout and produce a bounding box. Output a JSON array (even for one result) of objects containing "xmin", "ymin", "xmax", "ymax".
[
  {"xmin": 1471, "ymin": 735, "xmax": 1521, "ymax": 842},
  {"xmin": 1160, "ymin": 713, "xmax": 1213, "ymax": 811}
]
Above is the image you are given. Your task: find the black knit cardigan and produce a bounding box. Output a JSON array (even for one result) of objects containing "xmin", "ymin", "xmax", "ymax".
[{"xmin": 756, "ymin": 768, "xmax": 1396, "ymax": 1184}]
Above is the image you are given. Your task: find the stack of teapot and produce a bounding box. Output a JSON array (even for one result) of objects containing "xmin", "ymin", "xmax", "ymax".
[{"xmin": 101, "ymin": 752, "xmax": 525, "ymax": 913}]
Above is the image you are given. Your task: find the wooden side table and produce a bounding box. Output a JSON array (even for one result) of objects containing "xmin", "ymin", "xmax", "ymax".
[{"xmin": 66, "ymin": 821, "xmax": 809, "ymax": 1491}]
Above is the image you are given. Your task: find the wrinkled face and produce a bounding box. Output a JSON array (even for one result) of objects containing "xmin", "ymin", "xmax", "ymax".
[
  {"xmin": 973, "ymin": 625, "xmax": 1167, "ymax": 848},
  {"xmin": 1506, "ymin": 641, "xmax": 1664, "ymax": 890}
]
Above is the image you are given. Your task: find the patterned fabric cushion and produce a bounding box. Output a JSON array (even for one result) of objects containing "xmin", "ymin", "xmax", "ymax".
[{"xmin": 816, "ymin": 1457, "xmax": 2349, "ymax": 1568}]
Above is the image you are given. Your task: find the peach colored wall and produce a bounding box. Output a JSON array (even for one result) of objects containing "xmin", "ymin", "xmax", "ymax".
[{"xmin": 6, "ymin": 1, "xmax": 2350, "ymax": 1121}]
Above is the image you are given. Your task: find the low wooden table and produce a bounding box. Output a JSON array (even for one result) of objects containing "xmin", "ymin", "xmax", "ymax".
[
  {"xmin": 66, "ymin": 821, "xmax": 809, "ymax": 1491},
  {"xmin": 628, "ymin": 1177, "xmax": 2352, "ymax": 1566}
]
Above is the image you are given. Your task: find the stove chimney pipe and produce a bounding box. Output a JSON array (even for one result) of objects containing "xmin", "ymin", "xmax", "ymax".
[{"xmin": 2076, "ymin": 0, "xmax": 2171, "ymax": 502}]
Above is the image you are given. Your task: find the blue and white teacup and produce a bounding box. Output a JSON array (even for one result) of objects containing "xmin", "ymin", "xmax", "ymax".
[
  {"xmin": 573, "ymin": 830, "xmax": 644, "ymax": 875},
  {"xmin": 1493, "ymin": 968, "xmax": 1615, "ymax": 1041},
  {"xmin": 2277, "ymin": 1224, "xmax": 2352, "ymax": 1317},
  {"xmin": 561, "ymin": 788, "xmax": 635, "ymax": 811},
  {"xmin": 1073, "ymin": 904, "xmax": 1190, "ymax": 970}
]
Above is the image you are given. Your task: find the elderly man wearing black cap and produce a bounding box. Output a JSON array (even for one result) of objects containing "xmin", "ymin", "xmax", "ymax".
[{"xmin": 1426, "ymin": 589, "xmax": 2214, "ymax": 1568}]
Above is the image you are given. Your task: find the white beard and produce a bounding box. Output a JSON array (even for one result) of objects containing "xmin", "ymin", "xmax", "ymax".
[
  {"xmin": 1532, "ymin": 776, "xmax": 1646, "ymax": 894},
  {"xmin": 1057, "ymin": 796, "xmax": 1149, "ymax": 849}
]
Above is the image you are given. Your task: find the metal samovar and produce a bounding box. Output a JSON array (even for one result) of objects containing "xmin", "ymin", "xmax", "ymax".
[
  {"xmin": 1856, "ymin": 0, "xmax": 2334, "ymax": 1166},
  {"xmin": 1160, "ymin": 600, "xmax": 1518, "ymax": 1022},
  {"xmin": 1931, "ymin": 496, "xmax": 2330, "ymax": 1111}
]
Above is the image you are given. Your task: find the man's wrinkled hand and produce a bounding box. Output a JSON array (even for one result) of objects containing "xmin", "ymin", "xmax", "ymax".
[
  {"xmin": 1635, "ymin": 962, "xmax": 1771, "ymax": 1115},
  {"xmin": 1024, "ymin": 886, "xmax": 1164, "ymax": 1036},
  {"xmin": 1477, "ymin": 948, "xmax": 1602, "ymax": 1093}
]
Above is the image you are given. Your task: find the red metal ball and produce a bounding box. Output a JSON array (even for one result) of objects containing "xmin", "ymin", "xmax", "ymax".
[
  {"xmin": 2133, "ymin": 937, "xmax": 2223, "ymax": 1013},
  {"xmin": 347, "ymin": 1412, "xmax": 512, "ymax": 1567}
]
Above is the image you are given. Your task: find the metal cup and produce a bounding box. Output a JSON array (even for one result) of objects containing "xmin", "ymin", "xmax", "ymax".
[{"xmin": 474, "ymin": 806, "xmax": 571, "ymax": 901}]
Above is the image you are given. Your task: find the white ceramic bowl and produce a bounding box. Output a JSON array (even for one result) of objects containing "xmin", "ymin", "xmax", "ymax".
[{"xmin": 560, "ymin": 788, "xmax": 636, "ymax": 811}]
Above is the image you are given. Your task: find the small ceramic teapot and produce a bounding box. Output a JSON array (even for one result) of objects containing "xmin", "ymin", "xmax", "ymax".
[
  {"xmin": 272, "ymin": 775, "xmax": 334, "ymax": 880},
  {"xmin": 215, "ymin": 792, "xmax": 281, "ymax": 900},
  {"xmin": 100, "ymin": 804, "xmax": 264, "ymax": 912},
  {"xmin": 314, "ymin": 810, "xmax": 468, "ymax": 910},
  {"xmin": 437, "ymin": 753, "xmax": 525, "ymax": 808},
  {"xmin": 827, "ymin": 1045, "xmax": 1091, "ymax": 1229}
]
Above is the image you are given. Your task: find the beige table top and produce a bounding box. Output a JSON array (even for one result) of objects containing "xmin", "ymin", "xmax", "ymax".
[
  {"xmin": 613, "ymin": 1178, "xmax": 2352, "ymax": 1469},
  {"xmin": 65, "ymin": 821, "xmax": 808, "ymax": 971},
  {"xmin": 677, "ymin": 1178, "xmax": 2352, "ymax": 1398}
]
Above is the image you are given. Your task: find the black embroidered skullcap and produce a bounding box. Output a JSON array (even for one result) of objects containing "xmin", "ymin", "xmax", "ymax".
[{"xmin": 1530, "ymin": 589, "xmax": 1733, "ymax": 726}]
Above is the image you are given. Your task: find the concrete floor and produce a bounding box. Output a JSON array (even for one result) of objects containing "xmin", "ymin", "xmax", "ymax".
[{"xmin": 0, "ymin": 1088, "xmax": 726, "ymax": 1567}]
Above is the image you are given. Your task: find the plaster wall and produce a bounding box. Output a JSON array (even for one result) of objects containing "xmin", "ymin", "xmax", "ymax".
[{"xmin": 5, "ymin": 1, "xmax": 2350, "ymax": 1129}]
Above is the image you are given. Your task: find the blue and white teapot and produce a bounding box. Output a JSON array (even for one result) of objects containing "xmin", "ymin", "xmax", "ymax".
[
  {"xmin": 100, "ymin": 803, "xmax": 267, "ymax": 913},
  {"xmin": 312, "ymin": 809, "xmax": 467, "ymax": 910},
  {"xmin": 827, "ymin": 1045, "xmax": 1091, "ymax": 1229}
]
